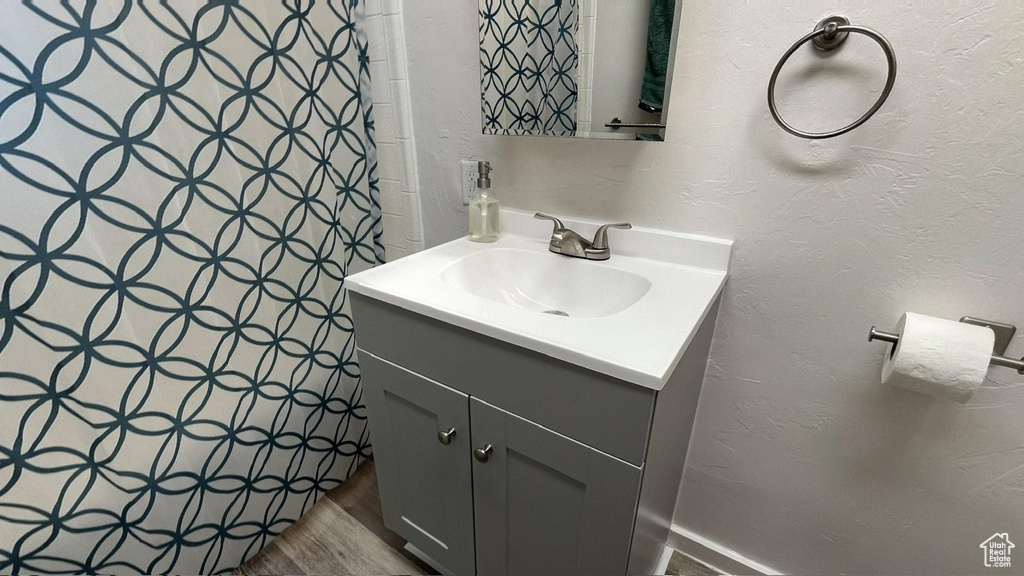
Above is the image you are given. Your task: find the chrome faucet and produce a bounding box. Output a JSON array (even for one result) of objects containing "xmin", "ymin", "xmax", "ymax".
[{"xmin": 534, "ymin": 213, "xmax": 632, "ymax": 261}]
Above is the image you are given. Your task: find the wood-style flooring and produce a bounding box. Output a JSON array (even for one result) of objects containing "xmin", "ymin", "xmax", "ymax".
[{"xmin": 236, "ymin": 458, "xmax": 718, "ymax": 576}]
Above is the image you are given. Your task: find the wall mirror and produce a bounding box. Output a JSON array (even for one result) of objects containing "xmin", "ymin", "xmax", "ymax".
[{"xmin": 479, "ymin": 0, "xmax": 680, "ymax": 141}]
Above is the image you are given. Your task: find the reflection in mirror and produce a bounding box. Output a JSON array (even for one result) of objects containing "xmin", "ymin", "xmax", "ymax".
[{"xmin": 479, "ymin": 0, "xmax": 678, "ymax": 141}]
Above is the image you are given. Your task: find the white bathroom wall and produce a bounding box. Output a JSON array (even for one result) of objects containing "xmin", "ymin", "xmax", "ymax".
[
  {"xmin": 399, "ymin": 1, "xmax": 1024, "ymax": 574},
  {"xmin": 588, "ymin": 1, "xmax": 655, "ymax": 133},
  {"xmin": 576, "ymin": 0, "xmax": 597, "ymax": 135},
  {"xmin": 364, "ymin": 0, "xmax": 423, "ymax": 259}
]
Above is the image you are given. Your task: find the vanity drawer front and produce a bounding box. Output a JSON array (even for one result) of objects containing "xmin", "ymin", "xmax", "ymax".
[
  {"xmin": 360, "ymin": 351, "xmax": 476, "ymax": 575},
  {"xmin": 352, "ymin": 294, "xmax": 655, "ymax": 466}
]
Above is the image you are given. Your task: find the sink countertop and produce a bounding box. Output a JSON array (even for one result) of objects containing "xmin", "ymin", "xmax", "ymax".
[{"xmin": 346, "ymin": 208, "xmax": 732, "ymax": 390}]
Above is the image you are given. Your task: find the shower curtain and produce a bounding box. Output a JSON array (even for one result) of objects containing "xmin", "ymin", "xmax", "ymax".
[
  {"xmin": 480, "ymin": 0, "xmax": 580, "ymax": 136},
  {"xmin": 0, "ymin": 1, "xmax": 382, "ymax": 573}
]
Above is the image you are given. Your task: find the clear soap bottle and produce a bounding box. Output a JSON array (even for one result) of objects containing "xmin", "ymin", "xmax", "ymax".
[{"xmin": 469, "ymin": 161, "xmax": 499, "ymax": 243}]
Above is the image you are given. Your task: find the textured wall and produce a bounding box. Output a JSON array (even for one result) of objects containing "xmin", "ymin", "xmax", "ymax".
[
  {"xmin": 401, "ymin": 1, "xmax": 1024, "ymax": 573},
  {"xmin": 0, "ymin": 2, "xmax": 378, "ymax": 573}
]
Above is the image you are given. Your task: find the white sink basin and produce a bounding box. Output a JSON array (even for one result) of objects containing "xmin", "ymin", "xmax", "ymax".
[
  {"xmin": 440, "ymin": 248, "xmax": 651, "ymax": 318},
  {"xmin": 346, "ymin": 209, "xmax": 732, "ymax": 390}
]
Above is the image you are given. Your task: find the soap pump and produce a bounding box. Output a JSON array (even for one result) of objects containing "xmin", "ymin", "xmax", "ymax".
[{"xmin": 469, "ymin": 161, "xmax": 499, "ymax": 243}]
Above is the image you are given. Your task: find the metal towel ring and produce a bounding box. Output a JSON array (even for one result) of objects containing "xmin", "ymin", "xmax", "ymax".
[{"xmin": 768, "ymin": 16, "xmax": 897, "ymax": 139}]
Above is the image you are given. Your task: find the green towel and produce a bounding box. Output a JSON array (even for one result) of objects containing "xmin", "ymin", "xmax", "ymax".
[{"xmin": 640, "ymin": 0, "xmax": 676, "ymax": 113}]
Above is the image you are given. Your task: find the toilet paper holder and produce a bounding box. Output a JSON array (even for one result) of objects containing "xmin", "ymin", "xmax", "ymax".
[{"xmin": 869, "ymin": 317, "xmax": 1024, "ymax": 374}]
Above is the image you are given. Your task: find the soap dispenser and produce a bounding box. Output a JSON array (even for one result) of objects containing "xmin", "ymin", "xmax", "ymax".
[{"xmin": 469, "ymin": 161, "xmax": 499, "ymax": 243}]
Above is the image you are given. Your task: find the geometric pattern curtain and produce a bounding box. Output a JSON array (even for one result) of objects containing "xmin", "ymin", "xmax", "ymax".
[
  {"xmin": 479, "ymin": 0, "xmax": 579, "ymax": 136},
  {"xmin": 0, "ymin": 1, "xmax": 381, "ymax": 573}
]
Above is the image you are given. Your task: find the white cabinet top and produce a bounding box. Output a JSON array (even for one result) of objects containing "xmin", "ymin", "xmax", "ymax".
[{"xmin": 347, "ymin": 209, "xmax": 731, "ymax": 390}]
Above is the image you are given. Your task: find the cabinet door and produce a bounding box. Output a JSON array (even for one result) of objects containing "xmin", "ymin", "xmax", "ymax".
[
  {"xmin": 360, "ymin": 351, "xmax": 475, "ymax": 575},
  {"xmin": 470, "ymin": 398, "xmax": 643, "ymax": 576}
]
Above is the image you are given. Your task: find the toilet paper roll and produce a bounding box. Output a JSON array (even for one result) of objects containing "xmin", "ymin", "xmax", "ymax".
[{"xmin": 882, "ymin": 313, "xmax": 994, "ymax": 403}]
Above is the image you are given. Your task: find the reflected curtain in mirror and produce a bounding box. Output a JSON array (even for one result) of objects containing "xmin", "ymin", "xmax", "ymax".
[{"xmin": 480, "ymin": 0, "xmax": 580, "ymax": 136}]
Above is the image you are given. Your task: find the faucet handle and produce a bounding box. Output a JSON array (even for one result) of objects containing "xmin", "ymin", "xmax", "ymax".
[
  {"xmin": 591, "ymin": 222, "xmax": 632, "ymax": 250},
  {"xmin": 534, "ymin": 212, "xmax": 566, "ymax": 233}
]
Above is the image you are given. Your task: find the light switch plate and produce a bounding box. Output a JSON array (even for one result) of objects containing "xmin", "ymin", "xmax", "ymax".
[{"xmin": 461, "ymin": 160, "xmax": 478, "ymax": 206}]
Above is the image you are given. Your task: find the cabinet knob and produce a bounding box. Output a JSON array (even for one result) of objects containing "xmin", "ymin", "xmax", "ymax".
[
  {"xmin": 474, "ymin": 444, "xmax": 493, "ymax": 462},
  {"xmin": 437, "ymin": 427, "xmax": 456, "ymax": 445}
]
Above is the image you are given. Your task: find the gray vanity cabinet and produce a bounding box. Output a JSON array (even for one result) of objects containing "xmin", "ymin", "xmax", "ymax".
[
  {"xmin": 361, "ymin": 351, "xmax": 640, "ymax": 575},
  {"xmin": 359, "ymin": 353, "xmax": 477, "ymax": 575},
  {"xmin": 470, "ymin": 398, "xmax": 642, "ymax": 575},
  {"xmin": 352, "ymin": 292, "xmax": 720, "ymax": 576}
]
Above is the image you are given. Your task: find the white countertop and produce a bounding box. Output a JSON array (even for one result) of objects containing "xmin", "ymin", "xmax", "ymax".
[{"xmin": 346, "ymin": 209, "xmax": 732, "ymax": 390}]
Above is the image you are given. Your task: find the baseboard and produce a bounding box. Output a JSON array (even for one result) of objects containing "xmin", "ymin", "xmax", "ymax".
[
  {"xmin": 668, "ymin": 524, "xmax": 782, "ymax": 576},
  {"xmin": 655, "ymin": 544, "xmax": 674, "ymax": 575}
]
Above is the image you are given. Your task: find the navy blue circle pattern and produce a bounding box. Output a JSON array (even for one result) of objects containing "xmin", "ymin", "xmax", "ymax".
[
  {"xmin": 0, "ymin": 1, "xmax": 381, "ymax": 573},
  {"xmin": 480, "ymin": 0, "xmax": 580, "ymax": 136}
]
